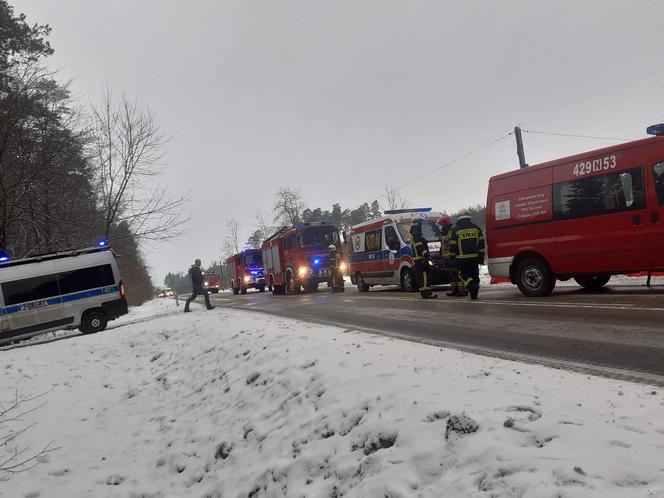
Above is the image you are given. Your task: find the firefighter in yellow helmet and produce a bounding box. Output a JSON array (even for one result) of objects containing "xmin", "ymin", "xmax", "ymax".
[
  {"xmin": 449, "ymin": 210, "xmax": 485, "ymax": 300},
  {"xmin": 437, "ymin": 215, "xmax": 467, "ymax": 297},
  {"xmin": 410, "ymin": 219, "xmax": 437, "ymax": 299}
]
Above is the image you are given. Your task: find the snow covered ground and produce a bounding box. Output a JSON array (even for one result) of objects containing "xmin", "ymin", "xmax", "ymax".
[{"xmin": 1, "ymin": 300, "xmax": 663, "ymax": 498}]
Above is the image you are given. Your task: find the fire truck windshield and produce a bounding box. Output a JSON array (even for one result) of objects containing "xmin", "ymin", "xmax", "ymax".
[
  {"xmin": 244, "ymin": 250, "xmax": 262, "ymax": 267},
  {"xmin": 397, "ymin": 220, "xmax": 442, "ymax": 243},
  {"xmin": 298, "ymin": 226, "xmax": 339, "ymax": 249}
]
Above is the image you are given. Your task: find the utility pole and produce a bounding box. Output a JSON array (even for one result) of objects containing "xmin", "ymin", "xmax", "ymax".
[{"xmin": 514, "ymin": 126, "xmax": 527, "ymax": 168}]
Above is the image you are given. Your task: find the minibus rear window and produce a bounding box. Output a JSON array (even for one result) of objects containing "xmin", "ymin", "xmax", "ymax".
[
  {"xmin": 553, "ymin": 167, "xmax": 644, "ymax": 220},
  {"xmin": 2, "ymin": 275, "xmax": 60, "ymax": 306},
  {"xmin": 57, "ymin": 265, "xmax": 114, "ymax": 295}
]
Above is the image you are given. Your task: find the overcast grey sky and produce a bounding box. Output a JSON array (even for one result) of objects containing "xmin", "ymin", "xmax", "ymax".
[{"xmin": 14, "ymin": 0, "xmax": 664, "ymax": 282}]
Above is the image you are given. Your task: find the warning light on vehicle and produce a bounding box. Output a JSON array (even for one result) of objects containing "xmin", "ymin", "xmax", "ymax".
[
  {"xmin": 313, "ymin": 258, "xmax": 321, "ymax": 266},
  {"xmin": 97, "ymin": 239, "xmax": 108, "ymax": 247},
  {"xmin": 646, "ymin": 124, "xmax": 664, "ymax": 136},
  {"xmin": 0, "ymin": 254, "xmax": 9, "ymax": 263}
]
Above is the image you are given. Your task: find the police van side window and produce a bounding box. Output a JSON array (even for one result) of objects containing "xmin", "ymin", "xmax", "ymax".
[
  {"xmin": 553, "ymin": 167, "xmax": 644, "ymax": 220},
  {"xmin": 2, "ymin": 275, "xmax": 60, "ymax": 306},
  {"xmin": 653, "ymin": 162, "xmax": 664, "ymax": 206},
  {"xmin": 58, "ymin": 265, "xmax": 115, "ymax": 295}
]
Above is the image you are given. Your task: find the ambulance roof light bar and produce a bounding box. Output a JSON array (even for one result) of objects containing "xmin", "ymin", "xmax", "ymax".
[
  {"xmin": 647, "ymin": 124, "xmax": 664, "ymax": 136},
  {"xmin": 384, "ymin": 208, "xmax": 432, "ymax": 215}
]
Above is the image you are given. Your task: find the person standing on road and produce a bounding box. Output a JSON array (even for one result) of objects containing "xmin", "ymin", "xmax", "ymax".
[
  {"xmin": 184, "ymin": 259, "xmax": 216, "ymax": 312},
  {"xmin": 328, "ymin": 244, "xmax": 345, "ymax": 293},
  {"xmin": 449, "ymin": 210, "xmax": 485, "ymax": 300},
  {"xmin": 410, "ymin": 219, "xmax": 437, "ymax": 299},
  {"xmin": 438, "ymin": 215, "xmax": 468, "ymax": 297}
]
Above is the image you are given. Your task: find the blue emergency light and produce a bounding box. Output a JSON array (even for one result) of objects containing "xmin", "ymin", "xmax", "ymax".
[
  {"xmin": 0, "ymin": 254, "xmax": 9, "ymax": 263},
  {"xmin": 647, "ymin": 124, "xmax": 664, "ymax": 136},
  {"xmin": 384, "ymin": 208, "xmax": 432, "ymax": 215},
  {"xmin": 97, "ymin": 238, "xmax": 108, "ymax": 248}
]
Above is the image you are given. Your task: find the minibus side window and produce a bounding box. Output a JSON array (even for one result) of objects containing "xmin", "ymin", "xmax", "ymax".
[
  {"xmin": 57, "ymin": 265, "xmax": 115, "ymax": 295},
  {"xmin": 365, "ymin": 229, "xmax": 382, "ymax": 252},
  {"xmin": 553, "ymin": 167, "xmax": 644, "ymax": 220},
  {"xmin": 2, "ymin": 274, "xmax": 60, "ymax": 306},
  {"xmin": 653, "ymin": 162, "xmax": 664, "ymax": 206},
  {"xmin": 384, "ymin": 226, "xmax": 400, "ymax": 250}
]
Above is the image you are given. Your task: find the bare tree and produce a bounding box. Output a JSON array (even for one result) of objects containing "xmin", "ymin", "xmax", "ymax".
[
  {"xmin": 89, "ymin": 89, "xmax": 189, "ymax": 242},
  {"xmin": 254, "ymin": 209, "xmax": 273, "ymax": 240},
  {"xmin": 1, "ymin": 391, "xmax": 58, "ymax": 481},
  {"xmin": 383, "ymin": 184, "xmax": 410, "ymax": 211},
  {"xmin": 273, "ymin": 188, "xmax": 305, "ymax": 225},
  {"xmin": 222, "ymin": 218, "xmax": 240, "ymax": 257}
]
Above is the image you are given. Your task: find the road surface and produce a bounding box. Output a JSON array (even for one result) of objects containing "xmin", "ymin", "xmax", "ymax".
[{"xmin": 209, "ymin": 281, "xmax": 664, "ymax": 384}]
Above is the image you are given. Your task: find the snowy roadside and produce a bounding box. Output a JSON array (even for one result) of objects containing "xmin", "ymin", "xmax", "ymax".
[{"xmin": 1, "ymin": 301, "xmax": 662, "ymax": 498}]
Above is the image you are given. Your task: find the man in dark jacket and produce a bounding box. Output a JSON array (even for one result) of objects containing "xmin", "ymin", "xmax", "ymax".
[
  {"xmin": 410, "ymin": 219, "xmax": 437, "ymax": 299},
  {"xmin": 184, "ymin": 259, "xmax": 215, "ymax": 312},
  {"xmin": 449, "ymin": 210, "xmax": 485, "ymax": 300}
]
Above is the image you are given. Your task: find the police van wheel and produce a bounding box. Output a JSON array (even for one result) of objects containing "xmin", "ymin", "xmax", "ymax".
[
  {"xmin": 240, "ymin": 287, "xmax": 247, "ymax": 295},
  {"xmin": 356, "ymin": 273, "xmax": 370, "ymax": 292},
  {"xmin": 80, "ymin": 310, "xmax": 107, "ymax": 334},
  {"xmin": 515, "ymin": 258, "xmax": 555, "ymax": 297},
  {"xmin": 574, "ymin": 274, "xmax": 610, "ymax": 290},
  {"xmin": 401, "ymin": 268, "xmax": 416, "ymax": 293},
  {"xmin": 232, "ymin": 288, "xmax": 239, "ymax": 295}
]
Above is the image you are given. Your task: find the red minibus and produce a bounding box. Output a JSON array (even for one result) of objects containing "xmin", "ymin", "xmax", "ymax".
[{"xmin": 486, "ymin": 130, "xmax": 664, "ymax": 296}]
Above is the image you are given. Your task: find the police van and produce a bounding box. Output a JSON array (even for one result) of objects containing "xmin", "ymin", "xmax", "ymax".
[
  {"xmin": 348, "ymin": 208, "xmax": 452, "ymax": 292},
  {"xmin": 0, "ymin": 246, "xmax": 128, "ymax": 344}
]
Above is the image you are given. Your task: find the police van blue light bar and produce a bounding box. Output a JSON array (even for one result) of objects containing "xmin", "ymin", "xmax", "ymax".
[
  {"xmin": 647, "ymin": 124, "xmax": 664, "ymax": 136},
  {"xmin": 384, "ymin": 208, "xmax": 432, "ymax": 215},
  {"xmin": 0, "ymin": 254, "xmax": 9, "ymax": 263}
]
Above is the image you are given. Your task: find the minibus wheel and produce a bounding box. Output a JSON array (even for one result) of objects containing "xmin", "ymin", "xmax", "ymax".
[
  {"xmin": 80, "ymin": 310, "xmax": 108, "ymax": 334},
  {"xmin": 515, "ymin": 258, "xmax": 555, "ymax": 297},
  {"xmin": 574, "ymin": 274, "xmax": 610, "ymax": 290},
  {"xmin": 400, "ymin": 268, "xmax": 416, "ymax": 293}
]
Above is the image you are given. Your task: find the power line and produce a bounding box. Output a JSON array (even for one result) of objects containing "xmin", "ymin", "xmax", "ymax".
[
  {"xmin": 523, "ymin": 129, "xmax": 636, "ymax": 141},
  {"xmin": 385, "ymin": 132, "xmax": 514, "ymax": 196}
]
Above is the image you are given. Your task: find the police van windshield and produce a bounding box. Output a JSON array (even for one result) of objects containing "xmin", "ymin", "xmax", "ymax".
[
  {"xmin": 397, "ymin": 220, "xmax": 442, "ymax": 242},
  {"xmin": 298, "ymin": 226, "xmax": 339, "ymax": 249},
  {"xmin": 244, "ymin": 250, "xmax": 262, "ymax": 267}
]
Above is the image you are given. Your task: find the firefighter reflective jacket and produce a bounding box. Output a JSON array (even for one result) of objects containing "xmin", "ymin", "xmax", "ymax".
[
  {"xmin": 440, "ymin": 224, "xmax": 452, "ymax": 259},
  {"xmin": 450, "ymin": 216, "xmax": 485, "ymax": 262},
  {"xmin": 410, "ymin": 235, "xmax": 430, "ymax": 261}
]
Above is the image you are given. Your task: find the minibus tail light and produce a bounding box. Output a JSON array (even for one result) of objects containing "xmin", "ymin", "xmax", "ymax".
[{"xmin": 119, "ymin": 280, "xmax": 126, "ymax": 298}]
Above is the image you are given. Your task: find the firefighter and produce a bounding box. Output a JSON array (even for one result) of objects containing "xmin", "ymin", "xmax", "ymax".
[
  {"xmin": 449, "ymin": 210, "xmax": 485, "ymax": 300},
  {"xmin": 410, "ymin": 219, "xmax": 437, "ymax": 299},
  {"xmin": 329, "ymin": 244, "xmax": 345, "ymax": 293},
  {"xmin": 437, "ymin": 215, "xmax": 468, "ymax": 297}
]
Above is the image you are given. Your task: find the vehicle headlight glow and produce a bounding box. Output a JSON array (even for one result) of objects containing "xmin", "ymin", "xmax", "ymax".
[
  {"xmin": 243, "ymin": 276, "xmax": 251, "ymax": 282},
  {"xmin": 428, "ymin": 260, "xmax": 434, "ymax": 266},
  {"xmin": 339, "ymin": 262, "xmax": 347, "ymax": 272},
  {"xmin": 204, "ymin": 281, "xmax": 209, "ymax": 286},
  {"xmin": 298, "ymin": 266, "xmax": 310, "ymax": 277}
]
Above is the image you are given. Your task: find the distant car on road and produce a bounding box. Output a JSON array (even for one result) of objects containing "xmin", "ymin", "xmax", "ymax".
[{"xmin": 158, "ymin": 288, "xmax": 174, "ymax": 298}]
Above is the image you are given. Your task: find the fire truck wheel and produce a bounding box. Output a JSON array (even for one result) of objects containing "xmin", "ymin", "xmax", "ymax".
[
  {"xmin": 241, "ymin": 287, "xmax": 248, "ymax": 295},
  {"xmin": 400, "ymin": 268, "xmax": 417, "ymax": 293},
  {"xmin": 356, "ymin": 273, "xmax": 370, "ymax": 292},
  {"xmin": 272, "ymin": 284, "xmax": 285, "ymax": 295},
  {"xmin": 286, "ymin": 272, "xmax": 301, "ymax": 294},
  {"xmin": 307, "ymin": 282, "xmax": 318, "ymax": 292},
  {"xmin": 515, "ymin": 258, "xmax": 555, "ymax": 297},
  {"xmin": 232, "ymin": 287, "xmax": 239, "ymax": 295},
  {"xmin": 574, "ymin": 274, "xmax": 610, "ymax": 290}
]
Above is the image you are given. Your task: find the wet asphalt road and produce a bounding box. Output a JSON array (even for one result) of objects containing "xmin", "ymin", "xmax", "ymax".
[{"xmin": 209, "ymin": 281, "xmax": 664, "ymax": 384}]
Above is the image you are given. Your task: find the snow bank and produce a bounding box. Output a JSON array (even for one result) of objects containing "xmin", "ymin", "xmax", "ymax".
[{"xmin": 1, "ymin": 301, "xmax": 662, "ymax": 497}]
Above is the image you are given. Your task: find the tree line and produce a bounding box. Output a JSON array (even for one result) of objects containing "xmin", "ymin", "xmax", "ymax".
[{"xmin": 0, "ymin": 1, "xmax": 187, "ymax": 305}]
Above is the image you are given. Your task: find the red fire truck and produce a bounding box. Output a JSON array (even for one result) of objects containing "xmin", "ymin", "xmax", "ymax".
[
  {"xmin": 202, "ymin": 273, "xmax": 220, "ymax": 293},
  {"xmin": 486, "ymin": 125, "xmax": 664, "ymax": 296},
  {"xmin": 261, "ymin": 222, "xmax": 344, "ymax": 294},
  {"xmin": 221, "ymin": 249, "xmax": 266, "ymax": 295}
]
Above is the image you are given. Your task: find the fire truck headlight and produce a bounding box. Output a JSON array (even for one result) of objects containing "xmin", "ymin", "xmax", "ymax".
[
  {"xmin": 243, "ymin": 276, "xmax": 251, "ymax": 283},
  {"xmin": 339, "ymin": 262, "xmax": 347, "ymax": 272},
  {"xmin": 298, "ymin": 266, "xmax": 310, "ymax": 277},
  {"xmin": 204, "ymin": 281, "xmax": 209, "ymax": 286}
]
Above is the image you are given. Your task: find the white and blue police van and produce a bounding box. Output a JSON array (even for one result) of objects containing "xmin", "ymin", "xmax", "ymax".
[{"xmin": 0, "ymin": 246, "xmax": 128, "ymax": 344}]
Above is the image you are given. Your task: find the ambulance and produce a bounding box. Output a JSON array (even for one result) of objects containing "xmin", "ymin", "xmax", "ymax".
[
  {"xmin": 487, "ymin": 125, "xmax": 664, "ymax": 296},
  {"xmin": 348, "ymin": 208, "xmax": 451, "ymax": 292}
]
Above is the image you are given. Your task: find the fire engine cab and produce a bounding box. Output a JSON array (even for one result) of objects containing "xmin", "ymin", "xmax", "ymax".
[
  {"xmin": 487, "ymin": 125, "xmax": 664, "ymax": 296},
  {"xmin": 348, "ymin": 208, "xmax": 452, "ymax": 292},
  {"xmin": 261, "ymin": 222, "xmax": 343, "ymax": 294},
  {"xmin": 221, "ymin": 249, "xmax": 265, "ymax": 295},
  {"xmin": 202, "ymin": 273, "xmax": 220, "ymax": 293}
]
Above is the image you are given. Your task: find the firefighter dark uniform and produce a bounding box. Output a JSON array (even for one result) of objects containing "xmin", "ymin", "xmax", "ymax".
[
  {"xmin": 437, "ymin": 216, "xmax": 468, "ymax": 297},
  {"xmin": 449, "ymin": 212, "xmax": 485, "ymax": 300},
  {"xmin": 329, "ymin": 245, "xmax": 345, "ymax": 293},
  {"xmin": 410, "ymin": 220, "xmax": 437, "ymax": 299}
]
